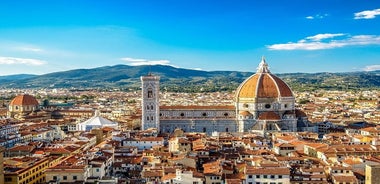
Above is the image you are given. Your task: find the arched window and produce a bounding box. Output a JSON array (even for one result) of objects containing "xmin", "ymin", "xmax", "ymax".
[{"xmin": 147, "ymin": 89, "xmax": 153, "ymax": 98}]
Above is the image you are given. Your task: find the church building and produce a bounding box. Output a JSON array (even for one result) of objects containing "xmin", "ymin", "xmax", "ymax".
[
  {"xmin": 141, "ymin": 58, "xmax": 309, "ymax": 135},
  {"xmin": 7, "ymin": 94, "xmax": 40, "ymax": 120}
]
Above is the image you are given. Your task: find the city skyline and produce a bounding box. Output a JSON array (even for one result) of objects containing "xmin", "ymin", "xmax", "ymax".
[{"xmin": 0, "ymin": 0, "xmax": 380, "ymax": 75}]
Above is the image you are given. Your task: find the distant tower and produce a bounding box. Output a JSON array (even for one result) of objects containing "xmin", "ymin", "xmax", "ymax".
[{"xmin": 141, "ymin": 74, "xmax": 160, "ymax": 131}]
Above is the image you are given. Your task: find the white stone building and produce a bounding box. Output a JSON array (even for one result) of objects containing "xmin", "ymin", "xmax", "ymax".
[
  {"xmin": 141, "ymin": 74, "xmax": 160, "ymax": 131},
  {"xmin": 141, "ymin": 58, "xmax": 310, "ymax": 135},
  {"xmin": 122, "ymin": 137, "xmax": 164, "ymax": 150},
  {"xmin": 245, "ymin": 166, "xmax": 290, "ymax": 184},
  {"xmin": 78, "ymin": 111, "xmax": 118, "ymax": 131}
]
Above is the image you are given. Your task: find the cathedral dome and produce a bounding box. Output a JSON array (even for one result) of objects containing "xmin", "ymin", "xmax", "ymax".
[
  {"xmin": 9, "ymin": 94, "xmax": 39, "ymax": 106},
  {"xmin": 236, "ymin": 58, "xmax": 293, "ymax": 99}
]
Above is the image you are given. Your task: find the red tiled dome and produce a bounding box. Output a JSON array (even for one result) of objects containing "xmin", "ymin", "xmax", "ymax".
[
  {"xmin": 258, "ymin": 111, "xmax": 281, "ymax": 120},
  {"xmin": 9, "ymin": 94, "xmax": 39, "ymax": 106},
  {"xmin": 236, "ymin": 58, "xmax": 293, "ymax": 99}
]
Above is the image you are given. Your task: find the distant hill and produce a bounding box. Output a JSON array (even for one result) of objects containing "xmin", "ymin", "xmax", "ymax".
[
  {"xmin": 0, "ymin": 74, "xmax": 37, "ymax": 83},
  {"xmin": 0, "ymin": 65, "xmax": 379, "ymax": 92},
  {"xmin": 0, "ymin": 74, "xmax": 36, "ymax": 80},
  {"xmin": 278, "ymin": 71, "xmax": 380, "ymax": 91}
]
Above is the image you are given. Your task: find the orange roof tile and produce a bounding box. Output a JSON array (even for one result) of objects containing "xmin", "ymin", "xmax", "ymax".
[
  {"xmin": 236, "ymin": 62, "xmax": 293, "ymax": 99},
  {"xmin": 239, "ymin": 111, "xmax": 252, "ymax": 116},
  {"xmin": 258, "ymin": 111, "xmax": 280, "ymax": 120},
  {"xmin": 9, "ymin": 94, "xmax": 39, "ymax": 106},
  {"xmin": 246, "ymin": 166, "xmax": 290, "ymax": 175}
]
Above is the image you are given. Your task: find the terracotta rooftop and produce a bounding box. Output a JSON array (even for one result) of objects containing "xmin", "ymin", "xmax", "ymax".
[
  {"xmin": 142, "ymin": 170, "xmax": 164, "ymax": 177},
  {"xmin": 246, "ymin": 166, "xmax": 290, "ymax": 175},
  {"xmin": 295, "ymin": 109, "xmax": 307, "ymax": 117},
  {"xmin": 332, "ymin": 175, "xmax": 358, "ymax": 183},
  {"xmin": 258, "ymin": 111, "xmax": 281, "ymax": 120},
  {"xmin": 9, "ymin": 94, "xmax": 39, "ymax": 106}
]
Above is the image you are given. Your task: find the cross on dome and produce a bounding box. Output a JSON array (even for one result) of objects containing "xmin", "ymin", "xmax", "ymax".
[{"xmin": 256, "ymin": 56, "xmax": 270, "ymax": 73}]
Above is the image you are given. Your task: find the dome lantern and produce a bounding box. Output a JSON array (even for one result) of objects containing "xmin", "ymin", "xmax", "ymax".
[{"xmin": 257, "ymin": 56, "xmax": 270, "ymax": 73}]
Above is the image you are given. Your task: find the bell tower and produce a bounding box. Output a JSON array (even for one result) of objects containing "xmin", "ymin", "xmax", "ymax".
[{"xmin": 141, "ymin": 74, "xmax": 160, "ymax": 131}]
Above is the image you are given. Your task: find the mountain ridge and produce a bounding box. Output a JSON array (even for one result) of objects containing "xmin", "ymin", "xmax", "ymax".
[{"xmin": 0, "ymin": 64, "xmax": 379, "ymax": 92}]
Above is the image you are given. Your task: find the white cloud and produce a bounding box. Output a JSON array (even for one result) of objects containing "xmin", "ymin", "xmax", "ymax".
[
  {"xmin": 0, "ymin": 56, "xmax": 46, "ymax": 65},
  {"xmin": 120, "ymin": 57, "xmax": 147, "ymax": 62},
  {"xmin": 363, "ymin": 65, "xmax": 380, "ymax": 71},
  {"xmin": 354, "ymin": 8, "xmax": 380, "ymax": 19},
  {"xmin": 305, "ymin": 13, "xmax": 328, "ymax": 20},
  {"xmin": 120, "ymin": 57, "xmax": 172, "ymax": 66},
  {"xmin": 267, "ymin": 33, "xmax": 380, "ymax": 50},
  {"xmin": 267, "ymin": 42, "xmax": 344, "ymax": 50},
  {"xmin": 17, "ymin": 47, "xmax": 44, "ymax": 52},
  {"xmin": 306, "ymin": 33, "xmax": 345, "ymax": 41},
  {"xmin": 190, "ymin": 68, "xmax": 203, "ymax": 71}
]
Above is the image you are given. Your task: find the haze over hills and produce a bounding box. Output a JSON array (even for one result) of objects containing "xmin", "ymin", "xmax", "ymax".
[
  {"xmin": 0, "ymin": 74, "xmax": 38, "ymax": 81},
  {"xmin": 0, "ymin": 65, "xmax": 379, "ymax": 92}
]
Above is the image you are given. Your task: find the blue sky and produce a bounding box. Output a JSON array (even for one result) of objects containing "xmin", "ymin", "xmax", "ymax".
[{"xmin": 0, "ymin": 0, "xmax": 379, "ymax": 75}]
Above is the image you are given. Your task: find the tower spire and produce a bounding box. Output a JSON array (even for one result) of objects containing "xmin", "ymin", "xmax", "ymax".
[{"xmin": 257, "ymin": 56, "xmax": 270, "ymax": 73}]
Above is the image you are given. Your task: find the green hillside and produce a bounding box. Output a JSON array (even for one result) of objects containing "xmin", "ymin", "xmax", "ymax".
[{"xmin": 0, "ymin": 65, "xmax": 379, "ymax": 92}]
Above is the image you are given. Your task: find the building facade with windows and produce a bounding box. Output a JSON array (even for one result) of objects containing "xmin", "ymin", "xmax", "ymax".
[
  {"xmin": 4, "ymin": 157, "xmax": 49, "ymax": 184},
  {"xmin": 245, "ymin": 166, "xmax": 290, "ymax": 184},
  {"xmin": 45, "ymin": 155, "xmax": 90, "ymax": 183}
]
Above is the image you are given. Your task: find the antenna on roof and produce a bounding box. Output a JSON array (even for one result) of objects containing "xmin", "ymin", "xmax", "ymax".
[{"xmin": 148, "ymin": 65, "xmax": 152, "ymax": 76}]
